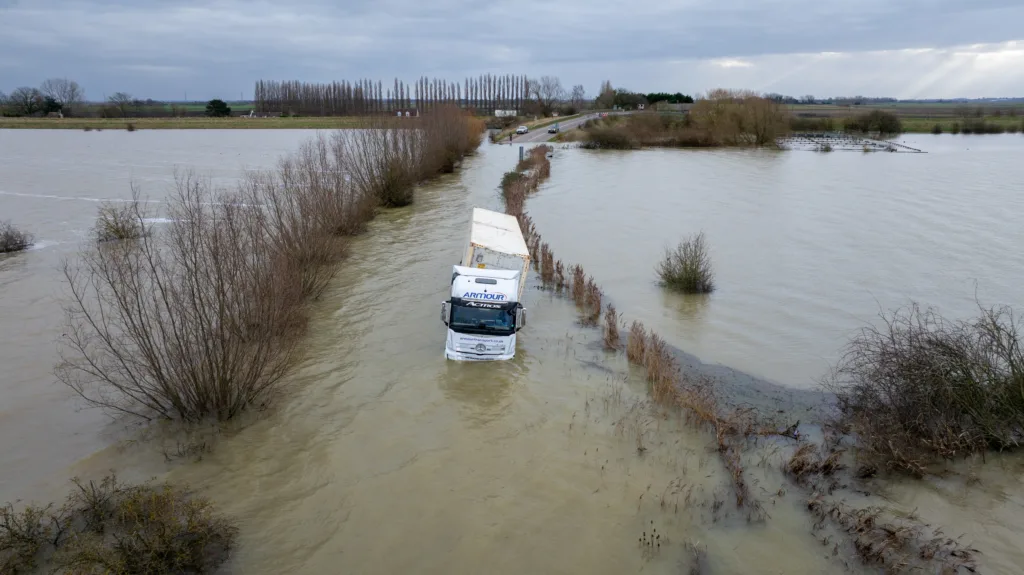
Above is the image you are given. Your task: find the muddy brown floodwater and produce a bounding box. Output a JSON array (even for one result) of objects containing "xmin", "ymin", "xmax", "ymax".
[{"xmin": 2, "ymin": 130, "xmax": 1024, "ymax": 573}]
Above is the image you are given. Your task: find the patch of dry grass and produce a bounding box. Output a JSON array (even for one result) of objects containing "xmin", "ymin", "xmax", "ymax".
[{"xmin": 603, "ymin": 304, "xmax": 620, "ymax": 350}]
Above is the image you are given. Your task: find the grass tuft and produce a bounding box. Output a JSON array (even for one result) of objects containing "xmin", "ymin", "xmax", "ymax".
[{"xmin": 603, "ymin": 303, "xmax": 620, "ymax": 350}]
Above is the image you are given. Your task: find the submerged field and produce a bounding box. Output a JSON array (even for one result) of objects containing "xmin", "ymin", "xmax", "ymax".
[
  {"xmin": 2, "ymin": 130, "xmax": 1023, "ymax": 573},
  {"xmin": 0, "ymin": 116, "xmax": 376, "ymax": 130}
]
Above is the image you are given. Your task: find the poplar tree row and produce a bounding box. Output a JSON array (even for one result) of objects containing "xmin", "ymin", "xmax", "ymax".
[{"xmin": 254, "ymin": 74, "xmax": 531, "ymax": 116}]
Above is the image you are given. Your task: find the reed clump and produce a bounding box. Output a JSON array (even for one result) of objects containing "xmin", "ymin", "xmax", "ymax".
[
  {"xmin": 0, "ymin": 221, "xmax": 34, "ymax": 253},
  {"xmin": 582, "ymin": 277, "xmax": 602, "ymax": 326},
  {"xmin": 825, "ymin": 302, "xmax": 1024, "ymax": 476},
  {"xmin": 626, "ymin": 321, "xmax": 647, "ymax": 363},
  {"xmin": 0, "ymin": 474, "xmax": 236, "ymax": 574},
  {"xmin": 657, "ymin": 231, "xmax": 715, "ymax": 294},
  {"xmin": 603, "ymin": 304, "xmax": 620, "ymax": 350},
  {"xmin": 570, "ymin": 264, "xmax": 586, "ymax": 303}
]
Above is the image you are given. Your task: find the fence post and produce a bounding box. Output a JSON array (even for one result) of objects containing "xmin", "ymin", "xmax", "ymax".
[{"xmin": 519, "ymin": 146, "xmax": 524, "ymax": 162}]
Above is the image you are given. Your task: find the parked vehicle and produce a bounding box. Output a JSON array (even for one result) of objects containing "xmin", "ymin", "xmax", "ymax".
[
  {"xmin": 441, "ymin": 208, "xmax": 530, "ymax": 361},
  {"xmin": 516, "ymin": 125, "xmax": 529, "ymax": 134}
]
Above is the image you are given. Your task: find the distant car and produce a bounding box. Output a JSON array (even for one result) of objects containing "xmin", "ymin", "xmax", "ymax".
[
  {"xmin": 515, "ymin": 125, "xmax": 529, "ymax": 134},
  {"xmin": 547, "ymin": 124, "xmax": 559, "ymax": 134}
]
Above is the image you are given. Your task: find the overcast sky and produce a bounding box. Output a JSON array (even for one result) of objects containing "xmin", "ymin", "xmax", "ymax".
[{"xmin": 2, "ymin": 0, "xmax": 1023, "ymax": 101}]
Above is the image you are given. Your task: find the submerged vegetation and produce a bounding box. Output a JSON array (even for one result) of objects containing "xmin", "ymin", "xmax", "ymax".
[
  {"xmin": 826, "ymin": 303, "xmax": 1024, "ymax": 476},
  {"xmin": 57, "ymin": 105, "xmax": 484, "ymax": 423},
  {"xmin": 94, "ymin": 195, "xmax": 147, "ymax": 242},
  {"xmin": 0, "ymin": 474, "xmax": 236, "ymax": 574},
  {"xmin": 498, "ymin": 141, "xmax": 1006, "ymax": 573},
  {"xmin": 0, "ymin": 221, "xmax": 34, "ymax": 253},
  {"xmin": 657, "ymin": 232, "xmax": 715, "ymax": 294}
]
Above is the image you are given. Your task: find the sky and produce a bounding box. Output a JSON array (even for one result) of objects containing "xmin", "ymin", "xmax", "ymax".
[{"xmin": 1, "ymin": 0, "xmax": 1023, "ymax": 101}]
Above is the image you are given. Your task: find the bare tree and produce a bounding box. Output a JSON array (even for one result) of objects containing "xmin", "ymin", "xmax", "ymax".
[
  {"xmin": 569, "ymin": 84, "xmax": 586, "ymax": 112},
  {"xmin": 40, "ymin": 78, "xmax": 85, "ymax": 116},
  {"xmin": 7, "ymin": 86, "xmax": 44, "ymax": 116},
  {"xmin": 595, "ymin": 80, "xmax": 615, "ymax": 109},
  {"xmin": 57, "ymin": 175, "xmax": 304, "ymax": 422},
  {"xmin": 108, "ymin": 92, "xmax": 135, "ymax": 118},
  {"xmin": 528, "ymin": 76, "xmax": 565, "ymax": 116}
]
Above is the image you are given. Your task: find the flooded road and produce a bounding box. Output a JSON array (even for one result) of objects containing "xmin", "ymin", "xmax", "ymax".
[{"xmin": 2, "ymin": 130, "xmax": 1024, "ymax": 573}]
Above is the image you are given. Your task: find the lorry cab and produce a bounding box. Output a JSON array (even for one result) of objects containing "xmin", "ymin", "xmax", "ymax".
[
  {"xmin": 442, "ymin": 266, "xmax": 526, "ymax": 361},
  {"xmin": 443, "ymin": 208, "xmax": 531, "ymax": 362}
]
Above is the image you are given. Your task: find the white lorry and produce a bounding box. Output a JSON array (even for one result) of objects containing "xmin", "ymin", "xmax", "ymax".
[{"xmin": 441, "ymin": 208, "xmax": 531, "ymax": 361}]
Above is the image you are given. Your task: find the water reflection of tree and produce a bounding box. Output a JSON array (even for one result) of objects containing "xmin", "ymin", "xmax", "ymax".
[
  {"xmin": 660, "ymin": 289, "xmax": 711, "ymax": 324},
  {"xmin": 437, "ymin": 351, "xmax": 529, "ymax": 427}
]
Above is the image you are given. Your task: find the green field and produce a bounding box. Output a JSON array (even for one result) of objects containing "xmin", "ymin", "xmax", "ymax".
[{"xmin": 788, "ymin": 102, "xmax": 1024, "ymax": 133}]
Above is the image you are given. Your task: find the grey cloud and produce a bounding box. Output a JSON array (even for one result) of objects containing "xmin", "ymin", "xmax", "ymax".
[{"xmin": 1, "ymin": 0, "xmax": 1022, "ymax": 98}]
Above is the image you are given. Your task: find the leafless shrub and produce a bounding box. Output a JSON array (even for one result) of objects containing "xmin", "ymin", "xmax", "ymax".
[
  {"xmin": 344, "ymin": 117, "xmax": 423, "ymax": 208},
  {"xmin": 239, "ymin": 133, "xmax": 368, "ymax": 299},
  {"xmin": 603, "ymin": 304, "xmax": 620, "ymax": 350},
  {"xmin": 418, "ymin": 104, "xmax": 486, "ymax": 175},
  {"xmin": 342, "ymin": 105, "xmax": 483, "ymax": 208},
  {"xmin": 279, "ymin": 131, "xmax": 375, "ymax": 236},
  {"xmin": 826, "ymin": 302, "xmax": 1024, "ymax": 476},
  {"xmin": 94, "ymin": 192, "xmax": 147, "ymax": 242},
  {"xmin": 58, "ymin": 172, "xmax": 303, "ymax": 422},
  {"xmin": 0, "ymin": 221, "xmax": 34, "ymax": 253},
  {"xmin": 1, "ymin": 501, "xmax": 56, "ymax": 573},
  {"xmin": 2, "ymin": 474, "xmax": 236, "ymax": 575},
  {"xmin": 554, "ymin": 260, "xmax": 566, "ymax": 291},
  {"xmin": 658, "ymin": 231, "xmax": 715, "ymax": 294}
]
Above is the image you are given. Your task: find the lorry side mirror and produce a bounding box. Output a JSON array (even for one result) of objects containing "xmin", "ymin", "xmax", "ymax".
[
  {"xmin": 441, "ymin": 302, "xmax": 450, "ymax": 326},
  {"xmin": 516, "ymin": 307, "xmax": 526, "ymax": 331}
]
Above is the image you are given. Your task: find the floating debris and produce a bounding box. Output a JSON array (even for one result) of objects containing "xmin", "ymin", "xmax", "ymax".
[{"xmin": 778, "ymin": 132, "xmax": 925, "ymax": 153}]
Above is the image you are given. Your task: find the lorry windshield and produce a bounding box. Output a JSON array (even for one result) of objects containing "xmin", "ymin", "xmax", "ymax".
[{"xmin": 449, "ymin": 302, "xmax": 515, "ymax": 335}]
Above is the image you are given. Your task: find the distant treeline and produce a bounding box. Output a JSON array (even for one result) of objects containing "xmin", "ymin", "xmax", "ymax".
[{"xmin": 253, "ymin": 75, "xmax": 532, "ymax": 116}]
